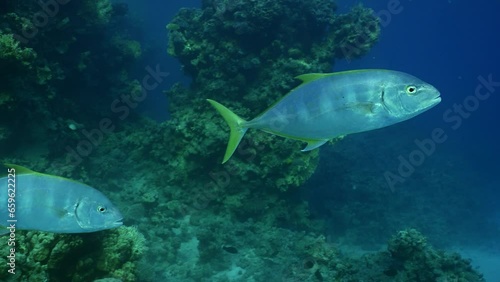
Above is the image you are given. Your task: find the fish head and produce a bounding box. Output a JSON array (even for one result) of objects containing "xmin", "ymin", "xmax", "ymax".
[
  {"xmin": 74, "ymin": 193, "xmax": 123, "ymax": 232},
  {"xmin": 383, "ymin": 72, "xmax": 441, "ymax": 118}
]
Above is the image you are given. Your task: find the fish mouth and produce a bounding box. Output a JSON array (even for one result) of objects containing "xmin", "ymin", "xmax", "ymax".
[
  {"xmin": 112, "ymin": 218, "xmax": 124, "ymax": 227},
  {"xmin": 429, "ymin": 86, "xmax": 442, "ymax": 103},
  {"xmin": 423, "ymin": 91, "xmax": 441, "ymax": 109},
  {"xmin": 429, "ymin": 95, "xmax": 442, "ymax": 106}
]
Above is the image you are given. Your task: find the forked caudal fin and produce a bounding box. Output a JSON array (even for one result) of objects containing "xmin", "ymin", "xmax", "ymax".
[{"xmin": 207, "ymin": 99, "xmax": 248, "ymax": 164}]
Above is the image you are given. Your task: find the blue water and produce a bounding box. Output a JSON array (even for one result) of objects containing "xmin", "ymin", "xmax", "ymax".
[
  {"xmin": 335, "ymin": 2, "xmax": 500, "ymax": 279},
  {"xmin": 126, "ymin": 0, "xmax": 500, "ymax": 279},
  {"xmin": 2, "ymin": 0, "xmax": 499, "ymax": 281}
]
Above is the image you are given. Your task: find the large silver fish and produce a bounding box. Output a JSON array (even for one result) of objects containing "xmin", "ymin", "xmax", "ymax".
[
  {"xmin": 0, "ymin": 164, "xmax": 122, "ymax": 233},
  {"xmin": 208, "ymin": 69, "xmax": 441, "ymax": 163}
]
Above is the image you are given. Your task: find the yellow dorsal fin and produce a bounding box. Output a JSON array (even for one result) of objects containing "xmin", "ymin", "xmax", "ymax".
[
  {"xmin": 295, "ymin": 73, "xmax": 335, "ymax": 84},
  {"xmin": 295, "ymin": 70, "xmax": 386, "ymax": 84},
  {"xmin": 1, "ymin": 164, "xmax": 36, "ymax": 177}
]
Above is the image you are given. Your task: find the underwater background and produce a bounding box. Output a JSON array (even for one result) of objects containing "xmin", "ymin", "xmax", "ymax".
[{"xmin": 0, "ymin": 0, "xmax": 499, "ymax": 281}]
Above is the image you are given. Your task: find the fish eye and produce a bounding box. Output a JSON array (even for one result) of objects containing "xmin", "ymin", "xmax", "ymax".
[
  {"xmin": 406, "ymin": 85, "xmax": 417, "ymax": 95},
  {"xmin": 97, "ymin": 206, "xmax": 107, "ymax": 213}
]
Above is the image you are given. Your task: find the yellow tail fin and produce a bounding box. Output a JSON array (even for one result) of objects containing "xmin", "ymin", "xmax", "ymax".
[{"xmin": 207, "ymin": 99, "xmax": 248, "ymax": 163}]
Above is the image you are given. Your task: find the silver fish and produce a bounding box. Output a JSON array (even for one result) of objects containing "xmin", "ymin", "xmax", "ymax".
[
  {"xmin": 1, "ymin": 164, "xmax": 122, "ymax": 233},
  {"xmin": 208, "ymin": 69, "xmax": 441, "ymax": 163}
]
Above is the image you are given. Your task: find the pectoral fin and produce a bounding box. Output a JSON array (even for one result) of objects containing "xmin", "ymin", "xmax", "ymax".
[{"xmin": 301, "ymin": 140, "xmax": 328, "ymax": 151}]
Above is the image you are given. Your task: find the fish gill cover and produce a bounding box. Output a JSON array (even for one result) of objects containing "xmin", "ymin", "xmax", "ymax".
[{"xmin": 0, "ymin": 0, "xmax": 487, "ymax": 281}]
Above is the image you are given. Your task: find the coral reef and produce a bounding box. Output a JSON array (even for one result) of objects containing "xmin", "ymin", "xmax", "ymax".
[
  {"xmin": 134, "ymin": 217, "xmax": 485, "ymax": 281},
  {"xmin": 0, "ymin": 0, "xmax": 143, "ymax": 157},
  {"xmin": 0, "ymin": 226, "xmax": 146, "ymax": 282},
  {"xmin": 95, "ymin": 226, "xmax": 147, "ymax": 282},
  {"xmin": 378, "ymin": 229, "xmax": 484, "ymax": 281},
  {"xmin": 0, "ymin": 32, "xmax": 36, "ymax": 67},
  {"xmin": 79, "ymin": 0, "xmax": 114, "ymax": 26},
  {"xmin": 0, "ymin": 0, "xmax": 147, "ymax": 280}
]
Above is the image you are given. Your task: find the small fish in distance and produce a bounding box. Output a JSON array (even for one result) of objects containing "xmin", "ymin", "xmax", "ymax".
[{"xmin": 208, "ymin": 69, "xmax": 441, "ymax": 163}]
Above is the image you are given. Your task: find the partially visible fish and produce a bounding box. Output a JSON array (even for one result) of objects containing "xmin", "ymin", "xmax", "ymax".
[
  {"xmin": 0, "ymin": 164, "xmax": 122, "ymax": 233},
  {"xmin": 208, "ymin": 69, "xmax": 441, "ymax": 163}
]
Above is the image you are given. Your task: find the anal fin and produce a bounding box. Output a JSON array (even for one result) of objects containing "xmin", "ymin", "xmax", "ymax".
[{"xmin": 301, "ymin": 140, "xmax": 328, "ymax": 152}]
